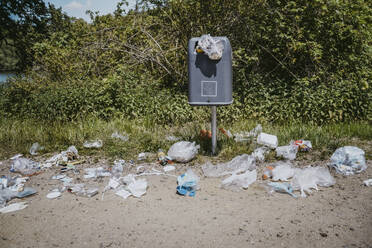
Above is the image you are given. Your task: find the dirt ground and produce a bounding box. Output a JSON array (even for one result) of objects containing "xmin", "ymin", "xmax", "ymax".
[{"xmin": 0, "ymin": 156, "xmax": 371, "ymax": 248}]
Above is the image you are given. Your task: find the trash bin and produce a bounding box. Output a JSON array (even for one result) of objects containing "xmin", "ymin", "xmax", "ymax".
[{"xmin": 188, "ymin": 36, "xmax": 233, "ymax": 106}]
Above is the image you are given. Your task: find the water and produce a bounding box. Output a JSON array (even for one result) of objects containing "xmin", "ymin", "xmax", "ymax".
[{"xmin": 0, "ymin": 72, "xmax": 15, "ymax": 83}]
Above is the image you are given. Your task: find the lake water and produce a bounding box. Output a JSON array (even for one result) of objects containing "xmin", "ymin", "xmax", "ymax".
[{"xmin": 0, "ymin": 72, "xmax": 15, "ymax": 83}]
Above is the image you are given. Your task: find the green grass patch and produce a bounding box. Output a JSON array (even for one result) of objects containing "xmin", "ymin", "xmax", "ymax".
[{"xmin": 0, "ymin": 117, "xmax": 370, "ymax": 161}]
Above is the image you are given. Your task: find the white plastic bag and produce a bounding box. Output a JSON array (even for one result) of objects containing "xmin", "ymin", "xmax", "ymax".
[
  {"xmin": 329, "ymin": 146, "xmax": 366, "ymax": 175},
  {"xmin": 197, "ymin": 34, "xmax": 224, "ymax": 60},
  {"xmin": 221, "ymin": 170, "xmax": 257, "ymax": 191},
  {"xmin": 11, "ymin": 158, "xmax": 40, "ymax": 175},
  {"xmin": 202, "ymin": 154, "xmax": 256, "ymax": 177},
  {"xmin": 276, "ymin": 145, "xmax": 298, "ymax": 160},
  {"xmin": 167, "ymin": 141, "xmax": 200, "ymax": 163},
  {"xmin": 291, "ymin": 167, "xmax": 335, "ymax": 197},
  {"xmin": 271, "ymin": 162, "xmax": 295, "ymax": 181},
  {"xmin": 83, "ymin": 139, "xmax": 103, "ymax": 148},
  {"xmin": 251, "ymin": 147, "xmax": 268, "ymax": 162}
]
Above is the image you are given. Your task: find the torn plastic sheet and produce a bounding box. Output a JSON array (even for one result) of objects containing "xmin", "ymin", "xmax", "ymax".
[
  {"xmin": 291, "ymin": 166, "xmax": 335, "ymax": 197},
  {"xmin": 202, "ymin": 154, "xmax": 256, "ymax": 178},
  {"xmin": 221, "ymin": 169, "xmax": 257, "ymax": 191},
  {"xmin": 271, "ymin": 162, "xmax": 295, "ymax": 181},
  {"xmin": 196, "ymin": 34, "xmax": 224, "ymax": 60}
]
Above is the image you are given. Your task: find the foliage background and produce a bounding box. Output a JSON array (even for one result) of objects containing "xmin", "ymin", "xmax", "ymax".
[{"xmin": 0, "ymin": 0, "xmax": 371, "ymax": 124}]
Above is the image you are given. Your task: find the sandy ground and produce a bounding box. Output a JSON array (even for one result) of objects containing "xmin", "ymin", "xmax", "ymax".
[{"xmin": 0, "ymin": 156, "xmax": 371, "ymax": 248}]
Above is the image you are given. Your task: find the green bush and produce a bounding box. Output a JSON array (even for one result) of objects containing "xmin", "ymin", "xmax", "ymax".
[{"xmin": 0, "ymin": 0, "xmax": 371, "ymax": 124}]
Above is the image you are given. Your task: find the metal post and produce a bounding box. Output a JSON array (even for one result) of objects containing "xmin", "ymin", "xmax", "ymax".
[{"xmin": 211, "ymin": 106, "xmax": 217, "ymax": 155}]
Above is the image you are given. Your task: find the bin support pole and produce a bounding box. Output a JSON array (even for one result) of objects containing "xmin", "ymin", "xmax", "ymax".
[{"xmin": 211, "ymin": 106, "xmax": 217, "ymax": 155}]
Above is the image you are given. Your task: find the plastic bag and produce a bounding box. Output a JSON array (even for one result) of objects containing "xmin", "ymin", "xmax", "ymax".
[
  {"xmin": 29, "ymin": 142, "xmax": 43, "ymax": 155},
  {"xmin": 234, "ymin": 124, "xmax": 262, "ymax": 142},
  {"xmin": 271, "ymin": 162, "xmax": 295, "ymax": 181},
  {"xmin": 111, "ymin": 131, "xmax": 129, "ymax": 142},
  {"xmin": 167, "ymin": 141, "xmax": 200, "ymax": 163},
  {"xmin": 120, "ymin": 174, "xmax": 148, "ymax": 198},
  {"xmin": 329, "ymin": 146, "xmax": 366, "ymax": 175},
  {"xmin": 112, "ymin": 160, "xmax": 125, "ymax": 177},
  {"xmin": 221, "ymin": 170, "xmax": 257, "ymax": 191},
  {"xmin": 84, "ymin": 167, "xmax": 111, "ymax": 179},
  {"xmin": 251, "ymin": 147, "xmax": 268, "ymax": 162},
  {"xmin": 0, "ymin": 187, "xmax": 37, "ymax": 207},
  {"xmin": 267, "ymin": 182, "xmax": 296, "ymax": 198},
  {"xmin": 202, "ymin": 154, "xmax": 256, "ymax": 178},
  {"xmin": 197, "ymin": 34, "xmax": 224, "ymax": 60},
  {"xmin": 276, "ymin": 145, "xmax": 298, "ymax": 160},
  {"xmin": 68, "ymin": 184, "xmax": 98, "ymax": 197},
  {"xmin": 11, "ymin": 158, "xmax": 40, "ymax": 175},
  {"xmin": 363, "ymin": 179, "xmax": 372, "ymax": 187},
  {"xmin": 292, "ymin": 140, "xmax": 312, "ymax": 152},
  {"xmin": 291, "ymin": 167, "xmax": 335, "ymax": 197},
  {"xmin": 177, "ymin": 169, "xmax": 200, "ymax": 196},
  {"xmin": 257, "ymin": 132, "xmax": 278, "ymax": 149},
  {"xmin": 83, "ymin": 139, "xmax": 103, "ymax": 148}
]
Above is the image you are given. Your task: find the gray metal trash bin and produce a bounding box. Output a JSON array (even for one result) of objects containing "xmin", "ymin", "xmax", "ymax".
[{"xmin": 188, "ymin": 36, "xmax": 233, "ymax": 106}]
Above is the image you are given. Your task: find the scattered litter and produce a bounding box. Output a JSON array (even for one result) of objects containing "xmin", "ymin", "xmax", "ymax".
[
  {"xmin": 363, "ymin": 179, "xmax": 372, "ymax": 187},
  {"xmin": 234, "ymin": 124, "xmax": 262, "ymax": 142},
  {"xmin": 257, "ymin": 132, "xmax": 278, "ymax": 149},
  {"xmin": 251, "ymin": 147, "xmax": 268, "ymax": 162},
  {"xmin": 167, "ymin": 141, "xmax": 200, "ymax": 163},
  {"xmin": 104, "ymin": 178, "xmax": 121, "ymax": 192},
  {"xmin": 196, "ymin": 34, "xmax": 224, "ymax": 60},
  {"xmin": 43, "ymin": 146, "xmax": 78, "ymax": 168},
  {"xmin": 29, "ymin": 142, "xmax": 44, "ymax": 155},
  {"xmin": 200, "ymin": 129, "xmax": 212, "ymax": 139},
  {"xmin": 0, "ymin": 187, "xmax": 37, "ymax": 207},
  {"xmin": 68, "ymin": 184, "xmax": 98, "ymax": 197},
  {"xmin": 112, "ymin": 160, "xmax": 125, "ymax": 177},
  {"xmin": 157, "ymin": 149, "xmax": 173, "ymax": 166},
  {"xmin": 11, "ymin": 158, "xmax": 40, "ymax": 175},
  {"xmin": 83, "ymin": 139, "xmax": 103, "ymax": 149},
  {"xmin": 221, "ymin": 169, "xmax": 257, "ymax": 191},
  {"xmin": 122, "ymin": 174, "xmax": 148, "ymax": 198},
  {"xmin": 111, "ymin": 131, "xmax": 129, "ymax": 142},
  {"xmin": 136, "ymin": 166, "xmax": 145, "ymax": 174},
  {"xmin": 271, "ymin": 162, "xmax": 295, "ymax": 181},
  {"xmin": 166, "ymin": 135, "xmax": 181, "ymax": 142},
  {"xmin": 219, "ymin": 128, "xmax": 233, "ymax": 138},
  {"xmin": 177, "ymin": 169, "xmax": 200, "ymax": 197},
  {"xmin": 10, "ymin": 154, "xmax": 23, "ymax": 160},
  {"xmin": 329, "ymin": 146, "xmax": 366, "ymax": 175},
  {"xmin": 115, "ymin": 188, "xmax": 131, "ymax": 199},
  {"xmin": 202, "ymin": 154, "xmax": 256, "ymax": 177},
  {"xmin": 163, "ymin": 165, "xmax": 175, "ymax": 172},
  {"xmin": 262, "ymin": 166, "xmax": 274, "ymax": 180},
  {"xmin": 84, "ymin": 167, "xmax": 111, "ymax": 179},
  {"xmin": 267, "ymin": 182, "xmax": 297, "ymax": 198},
  {"xmin": 138, "ymin": 152, "xmax": 151, "ymax": 161},
  {"xmin": 291, "ymin": 167, "xmax": 335, "ymax": 197},
  {"xmin": 292, "ymin": 140, "xmax": 312, "ymax": 152},
  {"xmin": 0, "ymin": 202, "xmax": 28, "ymax": 213},
  {"xmin": 276, "ymin": 145, "xmax": 298, "ymax": 160},
  {"xmin": 46, "ymin": 190, "xmax": 61, "ymax": 199}
]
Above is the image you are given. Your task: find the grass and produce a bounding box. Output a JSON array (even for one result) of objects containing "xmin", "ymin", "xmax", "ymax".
[{"xmin": 0, "ymin": 117, "xmax": 370, "ymax": 162}]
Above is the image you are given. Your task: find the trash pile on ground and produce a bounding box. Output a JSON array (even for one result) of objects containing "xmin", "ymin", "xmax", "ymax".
[{"xmin": 0, "ymin": 126, "xmax": 369, "ymax": 214}]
